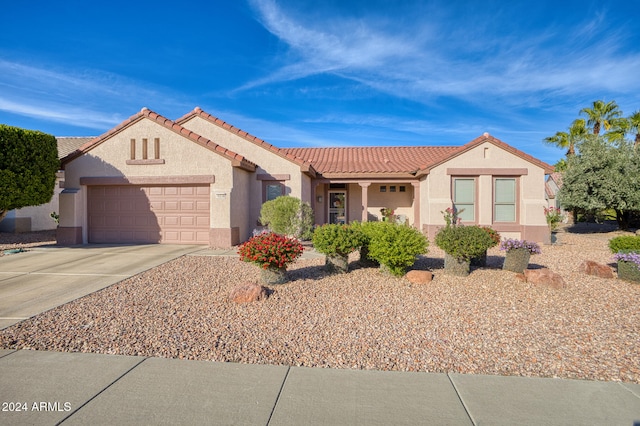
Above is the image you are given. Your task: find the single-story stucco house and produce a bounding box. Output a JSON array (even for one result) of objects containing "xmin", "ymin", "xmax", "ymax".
[
  {"xmin": 57, "ymin": 107, "xmax": 554, "ymax": 247},
  {"xmin": 0, "ymin": 137, "xmax": 92, "ymax": 233}
]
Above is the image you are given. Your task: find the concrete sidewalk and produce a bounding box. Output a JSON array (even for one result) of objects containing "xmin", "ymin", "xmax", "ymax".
[
  {"xmin": 0, "ymin": 244, "xmax": 202, "ymax": 329},
  {"xmin": 1, "ymin": 349, "xmax": 639, "ymax": 425}
]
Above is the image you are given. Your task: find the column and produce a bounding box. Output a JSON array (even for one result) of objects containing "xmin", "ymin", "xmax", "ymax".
[
  {"xmin": 359, "ymin": 182, "xmax": 371, "ymax": 222},
  {"xmin": 411, "ymin": 181, "xmax": 421, "ymax": 230}
]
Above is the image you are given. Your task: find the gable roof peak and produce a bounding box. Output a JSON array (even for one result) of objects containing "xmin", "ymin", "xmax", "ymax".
[
  {"xmin": 60, "ymin": 107, "xmax": 256, "ymax": 172},
  {"xmin": 483, "ymin": 132, "xmax": 490, "ymax": 137},
  {"xmin": 175, "ymin": 107, "xmax": 317, "ymax": 177}
]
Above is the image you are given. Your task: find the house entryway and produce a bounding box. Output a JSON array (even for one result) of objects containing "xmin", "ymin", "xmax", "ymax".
[{"xmin": 328, "ymin": 190, "xmax": 346, "ymax": 224}]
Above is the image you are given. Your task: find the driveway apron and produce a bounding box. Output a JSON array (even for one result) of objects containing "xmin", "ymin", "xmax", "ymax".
[{"xmin": 0, "ymin": 244, "xmax": 201, "ymax": 329}]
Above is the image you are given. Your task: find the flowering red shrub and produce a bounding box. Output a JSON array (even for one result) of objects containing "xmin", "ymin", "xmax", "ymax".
[{"xmin": 238, "ymin": 232, "xmax": 304, "ymax": 269}]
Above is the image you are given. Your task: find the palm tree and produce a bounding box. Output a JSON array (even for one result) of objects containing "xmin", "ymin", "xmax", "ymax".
[
  {"xmin": 628, "ymin": 110, "xmax": 640, "ymax": 147},
  {"xmin": 580, "ymin": 100, "xmax": 622, "ymax": 135},
  {"xmin": 604, "ymin": 117, "xmax": 629, "ymax": 145},
  {"xmin": 543, "ymin": 118, "xmax": 588, "ymax": 155}
]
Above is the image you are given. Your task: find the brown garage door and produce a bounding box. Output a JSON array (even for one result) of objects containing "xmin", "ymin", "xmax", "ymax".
[{"xmin": 88, "ymin": 185, "xmax": 210, "ymax": 244}]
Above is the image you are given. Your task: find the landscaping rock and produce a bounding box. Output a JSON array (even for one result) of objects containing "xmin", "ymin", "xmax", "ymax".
[
  {"xmin": 229, "ymin": 282, "xmax": 269, "ymax": 303},
  {"xmin": 405, "ymin": 270, "xmax": 433, "ymax": 284},
  {"xmin": 523, "ymin": 268, "xmax": 566, "ymax": 289},
  {"xmin": 578, "ymin": 260, "xmax": 614, "ymax": 279}
]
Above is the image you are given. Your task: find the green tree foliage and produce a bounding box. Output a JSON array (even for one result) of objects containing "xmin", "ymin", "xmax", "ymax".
[
  {"xmin": 0, "ymin": 125, "xmax": 59, "ymax": 222},
  {"xmin": 543, "ymin": 118, "xmax": 588, "ymax": 156},
  {"xmin": 558, "ymin": 135, "xmax": 640, "ymax": 229},
  {"xmin": 580, "ymin": 100, "xmax": 622, "ymax": 135},
  {"xmin": 259, "ymin": 196, "xmax": 314, "ymax": 240},
  {"xmin": 628, "ymin": 110, "xmax": 640, "ymax": 147}
]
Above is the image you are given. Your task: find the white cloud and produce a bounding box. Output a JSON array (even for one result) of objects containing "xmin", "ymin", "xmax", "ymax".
[
  {"xmin": 245, "ymin": 0, "xmax": 640, "ymax": 107},
  {"xmin": 0, "ymin": 59, "xmax": 191, "ymax": 130}
]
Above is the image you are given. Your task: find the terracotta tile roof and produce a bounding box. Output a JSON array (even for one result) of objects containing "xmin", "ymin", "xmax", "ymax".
[
  {"xmin": 56, "ymin": 137, "xmax": 94, "ymax": 159},
  {"xmin": 61, "ymin": 108, "xmax": 257, "ymax": 172},
  {"xmin": 176, "ymin": 108, "xmax": 317, "ymax": 176},
  {"xmin": 283, "ymin": 146, "xmax": 458, "ymax": 175},
  {"xmin": 548, "ymin": 171, "xmax": 563, "ymax": 187},
  {"xmin": 284, "ymin": 133, "xmax": 554, "ymax": 177},
  {"xmin": 545, "ymin": 172, "xmax": 563, "ymax": 199}
]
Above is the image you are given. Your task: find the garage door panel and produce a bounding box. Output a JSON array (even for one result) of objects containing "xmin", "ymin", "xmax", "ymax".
[
  {"xmin": 164, "ymin": 216, "xmax": 179, "ymax": 226},
  {"xmin": 195, "ymin": 186, "xmax": 209, "ymax": 195},
  {"xmin": 180, "ymin": 201, "xmax": 195, "ymax": 210},
  {"xmin": 164, "ymin": 201, "xmax": 179, "ymax": 210},
  {"xmin": 88, "ymin": 185, "xmax": 210, "ymax": 244},
  {"xmin": 180, "ymin": 217, "xmax": 195, "ymax": 226}
]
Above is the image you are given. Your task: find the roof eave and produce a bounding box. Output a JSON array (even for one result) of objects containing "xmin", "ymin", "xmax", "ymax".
[{"xmin": 319, "ymin": 172, "xmax": 418, "ymax": 180}]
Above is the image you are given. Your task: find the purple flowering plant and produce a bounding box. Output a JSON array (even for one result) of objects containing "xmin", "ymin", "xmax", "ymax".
[
  {"xmin": 612, "ymin": 252, "xmax": 640, "ymax": 267},
  {"xmin": 499, "ymin": 238, "xmax": 542, "ymax": 255}
]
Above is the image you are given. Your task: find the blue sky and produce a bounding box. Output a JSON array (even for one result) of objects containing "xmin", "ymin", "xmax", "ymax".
[{"xmin": 1, "ymin": 0, "xmax": 639, "ymax": 166}]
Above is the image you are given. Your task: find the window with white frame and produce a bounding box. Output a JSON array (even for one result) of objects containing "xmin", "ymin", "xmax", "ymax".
[
  {"xmin": 494, "ymin": 178, "xmax": 516, "ymax": 222},
  {"xmin": 453, "ymin": 178, "xmax": 475, "ymax": 222}
]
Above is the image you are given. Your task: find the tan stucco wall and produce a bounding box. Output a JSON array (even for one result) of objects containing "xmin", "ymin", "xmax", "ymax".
[
  {"xmin": 60, "ymin": 117, "xmax": 246, "ymax": 245},
  {"xmin": 179, "ymin": 116, "xmax": 312, "ymax": 228},
  {"xmin": 64, "ymin": 120, "xmax": 234, "ymax": 189},
  {"xmin": 364, "ymin": 183, "xmax": 414, "ymax": 224},
  {"xmin": 421, "ymin": 142, "xmax": 548, "ymax": 242},
  {"xmin": 230, "ymin": 167, "xmax": 252, "ymax": 242}
]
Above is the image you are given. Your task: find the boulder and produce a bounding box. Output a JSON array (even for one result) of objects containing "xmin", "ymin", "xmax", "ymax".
[
  {"xmin": 523, "ymin": 268, "xmax": 566, "ymax": 289},
  {"xmin": 405, "ymin": 270, "xmax": 433, "ymax": 284},
  {"xmin": 230, "ymin": 282, "xmax": 269, "ymax": 303},
  {"xmin": 578, "ymin": 260, "xmax": 614, "ymax": 279}
]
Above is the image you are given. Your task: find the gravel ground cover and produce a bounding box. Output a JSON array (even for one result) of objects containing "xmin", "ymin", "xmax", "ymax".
[
  {"xmin": 0, "ymin": 230, "xmax": 56, "ymax": 255},
  {"xmin": 1, "ymin": 228, "xmax": 639, "ymax": 383}
]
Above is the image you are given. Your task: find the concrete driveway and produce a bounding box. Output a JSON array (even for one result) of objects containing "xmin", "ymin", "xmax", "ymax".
[{"xmin": 0, "ymin": 244, "xmax": 202, "ymax": 329}]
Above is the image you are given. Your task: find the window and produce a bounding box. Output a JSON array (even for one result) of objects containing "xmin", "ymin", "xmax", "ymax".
[
  {"xmin": 494, "ymin": 178, "xmax": 516, "ymax": 222},
  {"xmin": 390, "ymin": 186, "xmax": 396, "ymax": 192},
  {"xmin": 264, "ymin": 182, "xmax": 285, "ymax": 202},
  {"xmin": 380, "ymin": 186, "xmax": 386, "ymax": 192},
  {"xmin": 453, "ymin": 178, "xmax": 475, "ymax": 222},
  {"xmin": 399, "ymin": 186, "xmax": 406, "ymax": 192}
]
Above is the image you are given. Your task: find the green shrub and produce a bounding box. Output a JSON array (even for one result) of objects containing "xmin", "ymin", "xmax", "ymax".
[
  {"xmin": 312, "ymin": 224, "xmax": 365, "ymax": 257},
  {"xmin": 480, "ymin": 226, "xmax": 501, "ymax": 248},
  {"xmin": 259, "ymin": 196, "xmax": 314, "ymax": 240},
  {"xmin": 435, "ymin": 225, "xmax": 495, "ymax": 261},
  {"xmin": 0, "ymin": 125, "xmax": 58, "ymax": 222},
  {"xmin": 608, "ymin": 235, "xmax": 640, "ymax": 254},
  {"xmin": 365, "ymin": 222, "xmax": 429, "ymax": 277}
]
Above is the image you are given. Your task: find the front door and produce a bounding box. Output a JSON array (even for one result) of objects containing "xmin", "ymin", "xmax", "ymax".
[{"xmin": 328, "ymin": 191, "xmax": 347, "ymax": 224}]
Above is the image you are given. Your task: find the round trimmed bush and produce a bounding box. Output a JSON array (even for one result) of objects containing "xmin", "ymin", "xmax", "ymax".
[
  {"xmin": 312, "ymin": 224, "xmax": 366, "ymax": 273},
  {"xmin": 608, "ymin": 235, "xmax": 640, "ymax": 254},
  {"xmin": 312, "ymin": 224, "xmax": 365, "ymax": 257},
  {"xmin": 435, "ymin": 225, "xmax": 495, "ymax": 261},
  {"xmin": 364, "ymin": 222, "xmax": 429, "ymax": 277}
]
